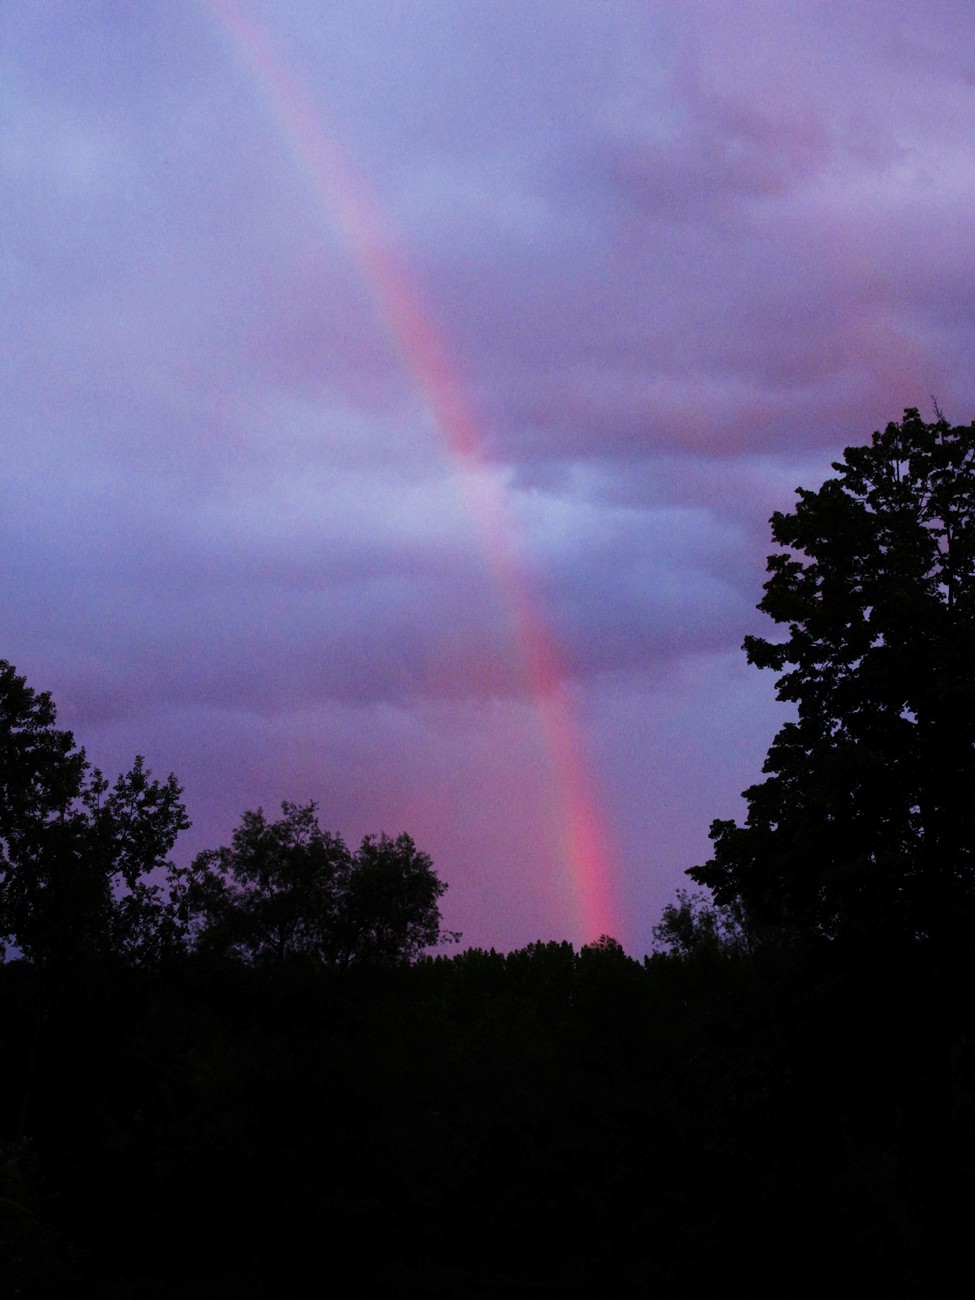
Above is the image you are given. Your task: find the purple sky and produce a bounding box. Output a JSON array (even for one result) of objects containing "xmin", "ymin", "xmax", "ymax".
[{"xmin": 5, "ymin": 0, "xmax": 975, "ymax": 953}]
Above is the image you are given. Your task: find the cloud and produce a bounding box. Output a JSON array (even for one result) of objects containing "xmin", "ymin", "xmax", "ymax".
[{"xmin": 6, "ymin": 0, "xmax": 975, "ymax": 950}]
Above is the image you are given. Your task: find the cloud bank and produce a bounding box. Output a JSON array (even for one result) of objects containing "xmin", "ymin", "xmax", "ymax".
[{"xmin": 3, "ymin": 0, "xmax": 974, "ymax": 949}]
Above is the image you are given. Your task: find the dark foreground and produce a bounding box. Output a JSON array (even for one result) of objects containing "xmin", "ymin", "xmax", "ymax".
[{"xmin": 2, "ymin": 939, "xmax": 971, "ymax": 1298}]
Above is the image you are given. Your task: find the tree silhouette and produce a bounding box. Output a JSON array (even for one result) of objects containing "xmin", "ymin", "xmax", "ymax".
[
  {"xmin": 175, "ymin": 801, "xmax": 458, "ymax": 965},
  {"xmin": 689, "ymin": 408, "xmax": 975, "ymax": 954},
  {"xmin": 0, "ymin": 660, "xmax": 188, "ymax": 968},
  {"xmin": 337, "ymin": 830, "xmax": 458, "ymax": 964},
  {"xmin": 652, "ymin": 889, "xmax": 745, "ymax": 957}
]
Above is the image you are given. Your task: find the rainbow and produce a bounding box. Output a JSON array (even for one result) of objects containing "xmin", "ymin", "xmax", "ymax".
[{"xmin": 208, "ymin": 0, "xmax": 620, "ymax": 945}]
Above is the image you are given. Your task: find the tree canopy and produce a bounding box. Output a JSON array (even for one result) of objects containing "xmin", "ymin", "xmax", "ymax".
[
  {"xmin": 0, "ymin": 660, "xmax": 454, "ymax": 972},
  {"xmin": 0, "ymin": 659, "xmax": 188, "ymax": 968},
  {"xmin": 173, "ymin": 800, "xmax": 458, "ymax": 966},
  {"xmin": 689, "ymin": 408, "xmax": 975, "ymax": 953}
]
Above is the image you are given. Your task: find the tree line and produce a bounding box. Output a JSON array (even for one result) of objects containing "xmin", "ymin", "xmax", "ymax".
[{"xmin": 0, "ymin": 661, "xmax": 456, "ymax": 973}]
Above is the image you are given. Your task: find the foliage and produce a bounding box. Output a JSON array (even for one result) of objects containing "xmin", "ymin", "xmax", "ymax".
[
  {"xmin": 340, "ymin": 828, "xmax": 459, "ymax": 964},
  {"xmin": 0, "ymin": 1139, "xmax": 69, "ymax": 1294},
  {"xmin": 688, "ymin": 408, "xmax": 975, "ymax": 950},
  {"xmin": 0, "ymin": 659, "xmax": 189, "ymax": 968},
  {"xmin": 652, "ymin": 889, "xmax": 746, "ymax": 957},
  {"xmin": 173, "ymin": 801, "xmax": 458, "ymax": 966},
  {"xmin": 172, "ymin": 801, "xmax": 350, "ymax": 963}
]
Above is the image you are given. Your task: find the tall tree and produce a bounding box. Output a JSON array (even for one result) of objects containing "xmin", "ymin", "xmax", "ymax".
[
  {"xmin": 338, "ymin": 831, "xmax": 453, "ymax": 965},
  {"xmin": 174, "ymin": 801, "xmax": 351, "ymax": 963},
  {"xmin": 0, "ymin": 659, "xmax": 189, "ymax": 967},
  {"xmin": 689, "ymin": 408, "xmax": 975, "ymax": 953}
]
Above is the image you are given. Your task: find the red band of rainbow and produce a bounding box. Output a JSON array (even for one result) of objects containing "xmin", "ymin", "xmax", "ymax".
[{"xmin": 208, "ymin": 0, "xmax": 621, "ymax": 945}]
